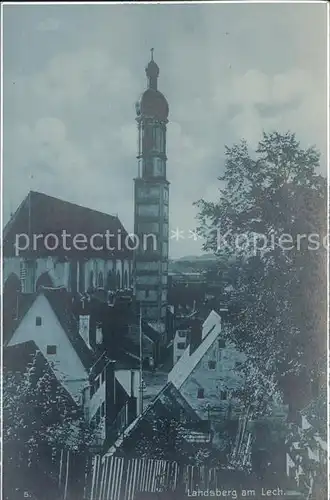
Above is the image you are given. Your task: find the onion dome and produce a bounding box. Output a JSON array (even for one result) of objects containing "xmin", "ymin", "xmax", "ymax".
[{"xmin": 135, "ymin": 49, "xmax": 169, "ymax": 121}]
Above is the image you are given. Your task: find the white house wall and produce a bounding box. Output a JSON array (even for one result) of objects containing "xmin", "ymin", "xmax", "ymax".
[
  {"xmin": 180, "ymin": 340, "xmax": 246, "ymax": 420},
  {"xmin": 89, "ymin": 379, "xmax": 106, "ymax": 422},
  {"xmin": 7, "ymin": 293, "xmax": 89, "ymax": 404}
]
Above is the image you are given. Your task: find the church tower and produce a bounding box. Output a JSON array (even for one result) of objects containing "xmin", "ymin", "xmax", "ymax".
[{"xmin": 133, "ymin": 50, "xmax": 169, "ymax": 326}]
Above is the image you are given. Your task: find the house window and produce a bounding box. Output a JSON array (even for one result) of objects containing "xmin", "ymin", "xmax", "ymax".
[
  {"xmin": 46, "ymin": 345, "xmax": 57, "ymax": 355},
  {"xmin": 145, "ymin": 290, "xmax": 150, "ymax": 298},
  {"xmin": 101, "ymin": 401, "xmax": 105, "ymax": 418},
  {"xmin": 197, "ymin": 388, "xmax": 205, "ymax": 399},
  {"xmin": 218, "ymin": 339, "xmax": 226, "ymax": 349},
  {"xmin": 208, "ymin": 360, "xmax": 216, "ymax": 370},
  {"xmin": 98, "ymin": 271, "xmax": 104, "ymax": 288},
  {"xmin": 177, "ymin": 342, "xmax": 186, "ymax": 349},
  {"xmin": 220, "ymin": 391, "xmax": 227, "ymax": 400},
  {"xmin": 36, "ymin": 316, "xmax": 42, "ymax": 326}
]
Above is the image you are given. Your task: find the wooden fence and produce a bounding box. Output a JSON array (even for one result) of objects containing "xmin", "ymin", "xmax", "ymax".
[{"xmin": 57, "ymin": 452, "xmax": 305, "ymax": 500}]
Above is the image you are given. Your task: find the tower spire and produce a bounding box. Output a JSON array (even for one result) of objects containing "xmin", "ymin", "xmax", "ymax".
[{"xmin": 145, "ymin": 49, "xmax": 159, "ymax": 90}]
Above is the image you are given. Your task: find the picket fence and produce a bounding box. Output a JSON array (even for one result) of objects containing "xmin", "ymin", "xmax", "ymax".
[{"xmin": 57, "ymin": 452, "xmax": 254, "ymax": 500}]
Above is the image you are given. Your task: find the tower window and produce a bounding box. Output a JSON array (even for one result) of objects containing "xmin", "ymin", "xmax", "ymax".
[
  {"xmin": 46, "ymin": 345, "xmax": 57, "ymax": 355},
  {"xmin": 36, "ymin": 316, "xmax": 42, "ymax": 326}
]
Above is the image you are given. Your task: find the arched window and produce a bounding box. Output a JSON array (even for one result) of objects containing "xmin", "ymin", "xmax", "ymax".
[
  {"xmin": 116, "ymin": 270, "xmax": 121, "ymax": 289},
  {"xmin": 124, "ymin": 270, "xmax": 128, "ymax": 289},
  {"xmin": 89, "ymin": 270, "xmax": 94, "ymax": 290},
  {"xmin": 98, "ymin": 271, "xmax": 104, "ymax": 288},
  {"xmin": 106, "ymin": 270, "xmax": 113, "ymax": 290}
]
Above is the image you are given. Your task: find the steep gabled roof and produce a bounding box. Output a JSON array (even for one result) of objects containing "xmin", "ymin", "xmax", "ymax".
[
  {"xmin": 42, "ymin": 287, "xmax": 98, "ymax": 370},
  {"xmin": 3, "ymin": 340, "xmax": 78, "ymax": 409},
  {"xmin": 105, "ymin": 382, "xmax": 200, "ymax": 456},
  {"xmin": 168, "ymin": 310, "xmax": 222, "ymax": 390},
  {"xmin": 3, "ymin": 293, "xmax": 36, "ymax": 343},
  {"xmin": 5, "ymin": 287, "xmax": 98, "ymax": 371},
  {"xmin": 3, "ymin": 190, "xmax": 132, "ymax": 258}
]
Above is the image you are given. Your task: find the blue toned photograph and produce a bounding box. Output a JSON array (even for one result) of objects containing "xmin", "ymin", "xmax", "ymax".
[{"xmin": 2, "ymin": 2, "xmax": 328, "ymax": 500}]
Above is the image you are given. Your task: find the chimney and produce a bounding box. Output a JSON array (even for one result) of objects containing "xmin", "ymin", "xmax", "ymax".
[{"xmin": 189, "ymin": 318, "xmax": 203, "ymax": 355}]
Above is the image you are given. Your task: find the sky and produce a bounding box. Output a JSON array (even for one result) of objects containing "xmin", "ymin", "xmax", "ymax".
[{"xmin": 2, "ymin": 2, "xmax": 328, "ymax": 258}]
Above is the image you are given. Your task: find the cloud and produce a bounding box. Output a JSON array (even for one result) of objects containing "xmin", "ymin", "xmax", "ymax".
[
  {"xmin": 3, "ymin": 3, "xmax": 327, "ymax": 257},
  {"xmin": 37, "ymin": 17, "xmax": 60, "ymax": 32}
]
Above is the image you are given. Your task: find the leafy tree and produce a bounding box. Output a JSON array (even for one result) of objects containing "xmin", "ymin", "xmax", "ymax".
[
  {"xmin": 3, "ymin": 349, "xmax": 97, "ymax": 499},
  {"xmin": 195, "ymin": 132, "xmax": 326, "ymax": 408}
]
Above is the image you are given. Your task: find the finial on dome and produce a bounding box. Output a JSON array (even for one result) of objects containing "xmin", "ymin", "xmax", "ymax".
[{"xmin": 146, "ymin": 48, "xmax": 159, "ymax": 90}]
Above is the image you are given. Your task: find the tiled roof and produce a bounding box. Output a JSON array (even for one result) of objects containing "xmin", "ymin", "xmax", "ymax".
[
  {"xmin": 3, "ymin": 190, "xmax": 132, "ymax": 258},
  {"xmin": 3, "ymin": 340, "xmax": 78, "ymax": 408},
  {"xmin": 41, "ymin": 287, "xmax": 98, "ymax": 370},
  {"xmin": 105, "ymin": 382, "xmax": 200, "ymax": 456},
  {"xmin": 168, "ymin": 310, "xmax": 222, "ymax": 390},
  {"xmin": 5, "ymin": 287, "xmax": 98, "ymax": 371}
]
